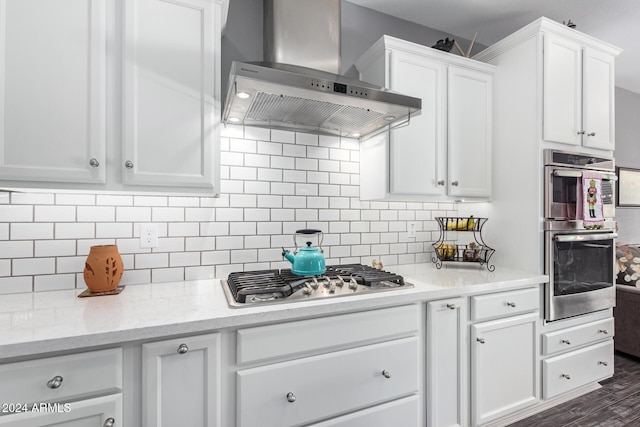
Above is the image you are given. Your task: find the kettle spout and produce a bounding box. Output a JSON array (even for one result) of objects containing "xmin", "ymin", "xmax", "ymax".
[{"xmin": 282, "ymin": 248, "xmax": 295, "ymax": 264}]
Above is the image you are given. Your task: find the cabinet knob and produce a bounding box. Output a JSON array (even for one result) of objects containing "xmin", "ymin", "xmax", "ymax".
[
  {"xmin": 104, "ymin": 418, "xmax": 115, "ymax": 427},
  {"xmin": 598, "ymin": 361, "xmax": 609, "ymax": 366},
  {"xmin": 476, "ymin": 337, "xmax": 485, "ymax": 344},
  {"xmin": 451, "ymin": 181, "xmax": 459, "ymax": 186},
  {"xmin": 46, "ymin": 375, "xmax": 63, "ymax": 389},
  {"xmin": 437, "ymin": 180, "xmax": 445, "ymax": 186},
  {"xmin": 381, "ymin": 370, "xmax": 391, "ymax": 379},
  {"xmin": 506, "ymin": 301, "xmax": 516, "ymax": 308},
  {"xmin": 561, "ymin": 339, "xmax": 571, "ymax": 345},
  {"xmin": 125, "ymin": 160, "xmax": 134, "ymax": 169},
  {"xmin": 446, "ymin": 303, "xmax": 456, "ymax": 310},
  {"xmin": 587, "ymin": 132, "xmax": 596, "ymax": 137},
  {"xmin": 286, "ymin": 392, "xmax": 296, "ymax": 403},
  {"xmin": 577, "ymin": 130, "xmax": 586, "ymax": 135},
  {"xmin": 598, "ymin": 329, "xmax": 609, "ymax": 335},
  {"xmin": 561, "ymin": 373, "xmax": 571, "ymax": 380},
  {"xmin": 177, "ymin": 344, "xmax": 189, "ymax": 354},
  {"xmin": 89, "ymin": 158, "xmax": 100, "ymax": 167}
]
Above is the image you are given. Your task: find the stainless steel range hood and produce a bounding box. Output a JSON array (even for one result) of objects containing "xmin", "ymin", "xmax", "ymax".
[{"xmin": 222, "ymin": 0, "xmax": 421, "ymax": 140}]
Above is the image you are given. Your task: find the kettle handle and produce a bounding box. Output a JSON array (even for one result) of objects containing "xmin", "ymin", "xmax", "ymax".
[{"xmin": 293, "ymin": 229, "xmax": 324, "ymax": 252}]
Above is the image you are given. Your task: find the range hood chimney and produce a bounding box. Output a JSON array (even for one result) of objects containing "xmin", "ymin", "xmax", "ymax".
[{"xmin": 222, "ymin": 0, "xmax": 421, "ymax": 140}]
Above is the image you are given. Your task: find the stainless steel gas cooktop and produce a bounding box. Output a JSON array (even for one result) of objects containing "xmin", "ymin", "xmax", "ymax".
[{"xmin": 220, "ymin": 264, "xmax": 413, "ymax": 308}]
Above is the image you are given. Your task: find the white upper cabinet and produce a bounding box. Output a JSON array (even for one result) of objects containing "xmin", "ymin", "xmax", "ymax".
[
  {"xmin": 0, "ymin": 0, "xmax": 227, "ymax": 194},
  {"xmin": 543, "ymin": 33, "xmax": 617, "ymax": 150},
  {"xmin": 0, "ymin": 0, "xmax": 107, "ymax": 184},
  {"xmin": 123, "ymin": 0, "xmax": 221, "ymax": 190},
  {"xmin": 356, "ymin": 36, "xmax": 494, "ymax": 201}
]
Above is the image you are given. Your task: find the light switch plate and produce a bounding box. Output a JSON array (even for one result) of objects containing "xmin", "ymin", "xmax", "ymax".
[
  {"xmin": 408, "ymin": 222, "xmax": 417, "ymax": 238},
  {"xmin": 140, "ymin": 223, "xmax": 159, "ymax": 248}
]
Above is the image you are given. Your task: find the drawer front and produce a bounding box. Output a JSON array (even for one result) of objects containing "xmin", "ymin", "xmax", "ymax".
[
  {"xmin": 543, "ymin": 317, "xmax": 614, "ymax": 356},
  {"xmin": 237, "ymin": 304, "xmax": 419, "ymax": 365},
  {"xmin": 0, "ymin": 348, "xmax": 122, "ymax": 405},
  {"xmin": 543, "ymin": 340, "xmax": 614, "ymax": 399},
  {"xmin": 310, "ymin": 395, "xmax": 419, "ymax": 427},
  {"xmin": 237, "ymin": 336, "xmax": 419, "ymax": 427},
  {"xmin": 471, "ymin": 287, "xmax": 539, "ymax": 322}
]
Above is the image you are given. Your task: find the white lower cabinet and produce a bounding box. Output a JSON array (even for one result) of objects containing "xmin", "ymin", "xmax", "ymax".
[
  {"xmin": 0, "ymin": 348, "xmax": 123, "ymax": 426},
  {"xmin": 235, "ymin": 305, "xmax": 421, "ymax": 427},
  {"xmin": 471, "ymin": 313, "xmax": 538, "ymax": 426},
  {"xmin": 426, "ymin": 297, "xmax": 468, "ymax": 427},
  {"xmin": 142, "ymin": 332, "xmax": 221, "ymax": 427},
  {"xmin": 0, "ymin": 394, "xmax": 121, "ymax": 427}
]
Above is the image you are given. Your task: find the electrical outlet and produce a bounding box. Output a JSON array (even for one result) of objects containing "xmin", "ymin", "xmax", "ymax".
[
  {"xmin": 408, "ymin": 222, "xmax": 417, "ymax": 238},
  {"xmin": 140, "ymin": 223, "xmax": 159, "ymax": 248}
]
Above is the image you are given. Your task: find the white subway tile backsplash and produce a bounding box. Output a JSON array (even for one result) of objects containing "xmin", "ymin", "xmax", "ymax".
[
  {"xmin": 1, "ymin": 126, "xmax": 455, "ymax": 293},
  {"xmin": 0, "ymin": 205, "xmax": 33, "ymax": 222},
  {"xmin": 34, "ymin": 240, "xmax": 76, "ymax": 257},
  {"xmin": 11, "ymin": 193, "xmax": 54, "ymax": 205},
  {"xmin": 168, "ymin": 222, "xmax": 200, "ymax": 237},
  {"xmin": 34, "ymin": 274, "xmax": 75, "ymax": 291},
  {"xmin": 13, "ymin": 258, "xmax": 55, "ymax": 276},
  {"xmin": 0, "ymin": 277, "xmax": 32, "ymax": 294}
]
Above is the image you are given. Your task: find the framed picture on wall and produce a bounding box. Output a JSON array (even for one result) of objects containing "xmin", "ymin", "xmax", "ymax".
[{"xmin": 617, "ymin": 167, "xmax": 640, "ymax": 207}]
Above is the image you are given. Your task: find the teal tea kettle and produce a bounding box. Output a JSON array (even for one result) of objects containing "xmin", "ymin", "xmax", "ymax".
[{"xmin": 282, "ymin": 229, "xmax": 326, "ymax": 276}]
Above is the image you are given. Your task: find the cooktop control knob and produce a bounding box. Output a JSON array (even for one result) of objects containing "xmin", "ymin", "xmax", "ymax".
[
  {"xmin": 329, "ymin": 284, "xmax": 336, "ymax": 293},
  {"xmin": 348, "ymin": 279, "xmax": 358, "ymax": 290},
  {"xmin": 302, "ymin": 287, "xmax": 312, "ymax": 296}
]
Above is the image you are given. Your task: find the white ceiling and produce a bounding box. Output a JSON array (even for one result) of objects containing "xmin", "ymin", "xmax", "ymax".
[{"xmin": 348, "ymin": 0, "xmax": 640, "ymax": 94}]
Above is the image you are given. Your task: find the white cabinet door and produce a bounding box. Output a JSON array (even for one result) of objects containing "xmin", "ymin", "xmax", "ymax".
[
  {"xmin": 0, "ymin": 0, "xmax": 106, "ymax": 184},
  {"xmin": 123, "ymin": 0, "xmax": 220, "ymax": 191},
  {"xmin": 388, "ymin": 49, "xmax": 446, "ymax": 196},
  {"xmin": 448, "ymin": 66, "xmax": 492, "ymax": 198},
  {"xmin": 142, "ymin": 333, "xmax": 221, "ymax": 427},
  {"xmin": 471, "ymin": 313, "xmax": 538, "ymax": 426},
  {"xmin": 426, "ymin": 298, "xmax": 468, "ymax": 427},
  {"xmin": 0, "ymin": 394, "xmax": 121, "ymax": 427},
  {"xmin": 543, "ymin": 34, "xmax": 583, "ymax": 147},
  {"xmin": 582, "ymin": 47, "xmax": 616, "ymax": 150}
]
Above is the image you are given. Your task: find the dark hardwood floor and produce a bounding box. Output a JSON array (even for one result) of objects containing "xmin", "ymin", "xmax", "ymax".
[{"xmin": 509, "ymin": 351, "xmax": 640, "ymax": 427}]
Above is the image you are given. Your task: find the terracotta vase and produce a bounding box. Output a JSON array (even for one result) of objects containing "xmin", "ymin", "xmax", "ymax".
[{"xmin": 83, "ymin": 245, "xmax": 124, "ymax": 292}]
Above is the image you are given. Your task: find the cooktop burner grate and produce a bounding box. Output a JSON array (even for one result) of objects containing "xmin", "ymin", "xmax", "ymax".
[{"xmin": 226, "ymin": 264, "xmax": 406, "ymax": 304}]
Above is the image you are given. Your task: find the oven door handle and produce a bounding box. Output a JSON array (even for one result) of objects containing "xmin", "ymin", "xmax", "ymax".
[
  {"xmin": 554, "ymin": 232, "xmax": 617, "ymax": 242},
  {"xmin": 552, "ymin": 169, "xmax": 617, "ymax": 180}
]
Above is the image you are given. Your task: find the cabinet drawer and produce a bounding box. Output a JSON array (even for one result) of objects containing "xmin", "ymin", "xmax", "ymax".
[
  {"xmin": 543, "ymin": 317, "xmax": 614, "ymax": 356},
  {"xmin": 543, "ymin": 340, "xmax": 614, "ymax": 399},
  {"xmin": 471, "ymin": 287, "xmax": 539, "ymax": 321},
  {"xmin": 237, "ymin": 304, "xmax": 419, "ymax": 364},
  {"xmin": 0, "ymin": 348, "xmax": 122, "ymax": 405},
  {"xmin": 237, "ymin": 336, "xmax": 419, "ymax": 427},
  {"xmin": 309, "ymin": 395, "xmax": 419, "ymax": 427}
]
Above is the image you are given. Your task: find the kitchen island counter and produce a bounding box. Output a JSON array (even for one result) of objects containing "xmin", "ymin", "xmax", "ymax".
[{"xmin": 0, "ymin": 263, "xmax": 546, "ymax": 359}]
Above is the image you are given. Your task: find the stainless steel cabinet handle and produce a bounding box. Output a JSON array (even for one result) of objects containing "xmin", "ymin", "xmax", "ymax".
[
  {"xmin": 577, "ymin": 130, "xmax": 586, "ymax": 135},
  {"xmin": 561, "ymin": 374, "xmax": 571, "ymax": 380},
  {"xmin": 104, "ymin": 418, "xmax": 115, "ymax": 427},
  {"xmin": 598, "ymin": 329, "xmax": 609, "ymax": 334},
  {"xmin": 587, "ymin": 132, "xmax": 596, "ymax": 136},
  {"xmin": 437, "ymin": 180, "xmax": 445, "ymax": 186},
  {"xmin": 598, "ymin": 361, "xmax": 609, "ymax": 366},
  {"xmin": 451, "ymin": 181, "xmax": 459, "ymax": 186},
  {"xmin": 286, "ymin": 392, "xmax": 296, "ymax": 403},
  {"xmin": 125, "ymin": 160, "xmax": 134, "ymax": 169},
  {"xmin": 561, "ymin": 339, "xmax": 571, "ymax": 345},
  {"xmin": 446, "ymin": 303, "xmax": 456, "ymax": 310},
  {"xmin": 477, "ymin": 337, "xmax": 485, "ymax": 344},
  {"xmin": 506, "ymin": 301, "xmax": 516, "ymax": 307},
  {"xmin": 47, "ymin": 375, "xmax": 63, "ymax": 389},
  {"xmin": 177, "ymin": 344, "xmax": 189, "ymax": 354},
  {"xmin": 382, "ymin": 370, "xmax": 391, "ymax": 379},
  {"xmin": 89, "ymin": 158, "xmax": 100, "ymax": 167}
]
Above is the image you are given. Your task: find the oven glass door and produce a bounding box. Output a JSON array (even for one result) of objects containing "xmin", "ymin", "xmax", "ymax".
[{"xmin": 551, "ymin": 233, "xmax": 614, "ymax": 296}]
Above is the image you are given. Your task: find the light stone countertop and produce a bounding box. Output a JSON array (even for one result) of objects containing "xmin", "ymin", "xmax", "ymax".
[{"xmin": 0, "ymin": 263, "xmax": 547, "ymax": 359}]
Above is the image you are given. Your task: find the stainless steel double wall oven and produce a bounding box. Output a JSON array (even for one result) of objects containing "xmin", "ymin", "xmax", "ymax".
[{"xmin": 544, "ymin": 149, "xmax": 617, "ymax": 321}]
